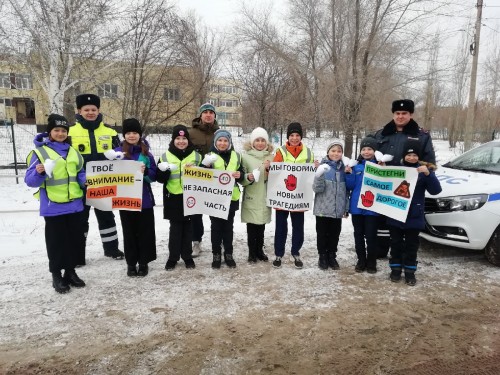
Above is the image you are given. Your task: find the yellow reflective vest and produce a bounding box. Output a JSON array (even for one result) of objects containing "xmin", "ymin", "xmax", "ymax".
[
  {"xmin": 277, "ymin": 145, "xmax": 314, "ymax": 163},
  {"xmin": 26, "ymin": 146, "xmax": 84, "ymax": 203},
  {"xmin": 210, "ymin": 150, "xmax": 241, "ymax": 201},
  {"xmin": 159, "ymin": 150, "xmax": 201, "ymax": 194},
  {"xmin": 69, "ymin": 121, "xmax": 117, "ymax": 155}
]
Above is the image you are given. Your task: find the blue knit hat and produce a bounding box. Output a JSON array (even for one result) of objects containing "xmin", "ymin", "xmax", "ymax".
[
  {"xmin": 198, "ymin": 103, "xmax": 216, "ymax": 117},
  {"xmin": 213, "ymin": 129, "xmax": 232, "ymax": 150}
]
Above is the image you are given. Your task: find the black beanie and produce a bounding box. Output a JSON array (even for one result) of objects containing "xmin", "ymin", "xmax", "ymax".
[
  {"xmin": 171, "ymin": 124, "xmax": 190, "ymax": 140},
  {"xmin": 122, "ymin": 118, "xmax": 142, "ymax": 136},
  {"xmin": 47, "ymin": 114, "xmax": 69, "ymax": 133},
  {"xmin": 360, "ymin": 136, "xmax": 377, "ymax": 151},
  {"xmin": 76, "ymin": 94, "xmax": 100, "ymax": 109},
  {"xmin": 287, "ymin": 122, "xmax": 303, "ymax": 138},
  {"xmin": 403, "ymin": 138, "xmax": 421, "ymax": 159},
  {"xmin": 392, "ymin": 99, "xmax": 414, "ymax": 113}
]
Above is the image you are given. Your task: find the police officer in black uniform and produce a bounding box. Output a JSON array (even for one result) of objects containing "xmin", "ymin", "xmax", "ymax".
[{"xmin": 372, "ymin": 99, "xmax": 436, "ymax": 258}]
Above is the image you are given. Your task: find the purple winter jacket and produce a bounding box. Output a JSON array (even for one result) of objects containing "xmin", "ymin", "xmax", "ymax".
[
  {"xmin": 114, "ymin": 142, "xmax": 157, "ymax": 209},
  {"xmin": 24, "ymin": 133, "xmax": 86, "ymax": 217}
]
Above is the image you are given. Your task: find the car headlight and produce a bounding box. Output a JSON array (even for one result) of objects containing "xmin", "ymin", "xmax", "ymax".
[{"xmin": 435, "ymin": 194, "xmax": 488, "ymax": 212}]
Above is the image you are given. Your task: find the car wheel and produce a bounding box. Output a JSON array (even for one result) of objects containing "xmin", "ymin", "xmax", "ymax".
[{"xmin": 484, "ymin": 226, "xmax": 500, "ymax": 267}]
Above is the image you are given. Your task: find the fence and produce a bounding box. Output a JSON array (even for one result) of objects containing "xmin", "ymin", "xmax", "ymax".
[
  {"xmin": 0, "ymin": 123, "xmax": 246, "ymax": 183},
  {"xmin": 2, "ymin": 122, "xmax": 499, "ymax": 184}
]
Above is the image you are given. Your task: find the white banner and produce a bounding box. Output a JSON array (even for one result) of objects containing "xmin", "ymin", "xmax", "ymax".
[
  {"xmin": 182, "ymin": 166, "xmax": 234, "ymax": 220},
  {"xmin": 357, "ymin": 162, "xmax": 418, "ymax": 222},
  {"xmin": 266, "ymin": 162, "xmax": 315, "ymax": 211},
  {"xmin": 86, "ymin": 160, "xmax": 144, "ymax": 212}
]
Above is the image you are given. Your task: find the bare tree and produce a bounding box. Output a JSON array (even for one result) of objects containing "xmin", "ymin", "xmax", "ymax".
[
  {"xmin": 422, "ymin": 33, "xmax": 442, "ymax": 131},
  {"xmin": 447, "ymin": 30, "xmax": 470, "ymax": 148},
  {"xmin": 481, "ymin": 43, "xmax": 500, "ymax": 142},
  {"xmin": 231, "ymin": 49, "xmax": 294, "ymax": 133},
  {"xmin": 117, "ymin": 0, "xmax": 186, "ymax": 128},
  {"xmin": 1, "ymin": 0, "xmax": 134, "ymax": 116},
  {"xmin": 176, "ymin": 11, "xmax": 226, "ymax": 112}
]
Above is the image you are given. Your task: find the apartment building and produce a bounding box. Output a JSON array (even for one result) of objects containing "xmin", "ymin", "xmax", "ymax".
[{"xmin": 0, "ymin": 60, "xmax": 242, "ymax": 128}]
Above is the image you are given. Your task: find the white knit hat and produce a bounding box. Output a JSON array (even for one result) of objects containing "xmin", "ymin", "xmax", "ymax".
[
  {"xmin": 250, "ymin": 127, "xmax": 269, "ymax": 145},
  {"xmin": 327, "ymin": 139, "xmax": 344, "ymax": 153}
]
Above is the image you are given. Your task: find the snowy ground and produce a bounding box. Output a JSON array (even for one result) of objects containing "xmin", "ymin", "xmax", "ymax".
[{"xmin": 1, "ymin": 136, "xmax": 499, "ymax": 374}]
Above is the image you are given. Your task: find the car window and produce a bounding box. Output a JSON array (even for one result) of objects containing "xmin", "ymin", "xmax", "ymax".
[{"xmin": 446, "ymin": 142, "xmax": 500, "ymax": 173}]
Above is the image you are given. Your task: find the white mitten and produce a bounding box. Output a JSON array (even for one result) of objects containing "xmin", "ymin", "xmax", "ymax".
[
  {"xmin": 315, "ymin": 164, "xmax": 330, "ymax": 177},
  {"xmin": 104, "ymin": 150, "xmax": 117, "ymax": 160},
  {"xmin": 252, "ymin": 168, "xmax": 261, "ymax": 183},
  {"xmin": 343, "ymin": 156, "xmax": 358, "ymax": 168},
  {"xmin": 202, "ymin": 154, "xmax": 217, "ymax": 166},
  {"xmin": 103, "ymin": 150, "xmax": 124, "ymax": 160},
  {"xmin": 43, "ymin": 158, "xmax": 56, "ymax": 178},
  {"xmin": 157, "ymin": 162, "xmax": 170, "ymax": 172},
  {"xmin": 374, "ymin": 151, "xmax": 393, "ymax": 163},
  {"xmin": 168, "ymin": 163, "xmax": 178, "ymax": 171},
  {"xmin": 380, "ymin": 154, "xmax": 394, "ymax": 163}
]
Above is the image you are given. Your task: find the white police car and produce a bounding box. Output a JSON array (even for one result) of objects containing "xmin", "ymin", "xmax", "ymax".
[{"xmin": 421, "ymin": 140, "xmax": 500, "ymax": 266}]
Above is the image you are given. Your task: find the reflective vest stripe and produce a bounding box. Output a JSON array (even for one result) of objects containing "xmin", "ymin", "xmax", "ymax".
[
  {"xmin": 45, "ymin": 176, "xmax": 78, "ymax": 186},
  {"xmin": 160, "ymin": 150, "xmax": 201, "ymax": 194},
  {"xmin": 32, "ymin": 146, "xmax": 83, "ymax": 203}
]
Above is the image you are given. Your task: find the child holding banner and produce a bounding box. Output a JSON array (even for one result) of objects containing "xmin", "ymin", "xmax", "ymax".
[
  {"xmin": 114, "ymin": 119, "xmax": 157, "ymax": 277},
  {"xmin": 241, "ymin": 127, "xmax": 274, "ymax": 263},
  {"xmin": 345, "ymin": 136, "xmax": 380, "ymax": 274},
  {"xmin": 157, "ymin": 125, "xmax": 201, "ymax": 271},
  {"xmin": 25, "ymin": 114, "xmax": 87, "ymax": 294},
  {"xmin": 386, "ymin": 139, "xmax": 441, "ymax": 286},
  {"xmin": 313, "ymin": 140, "xmax": 349, "ymax": 270},
  {"xmin": 201, "ymin": 129, "xmax": 244, "ymax": 269},
  {"xmin": 272, "ymin": 122, "xmax": 316, "ymax": 269}
]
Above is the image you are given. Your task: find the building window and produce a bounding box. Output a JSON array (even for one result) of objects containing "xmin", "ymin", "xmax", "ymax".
[
  {"xmin": 219, "ymin": 99, "xmax": 239, "ymax": 107},
  {"xmin": 208, "ymin": 98, "xmax": 218, "ymax": 106},
  {"xmin": 210, "ymin": 84, "xmax": 219, "ymax": 93},
  {"xmin": 98, "ymin": 83, "xmax": 118, "ymax": 98},
  {"xmin": 220, "ymin": 85, "xmax": 238, "ymax": 94},
  {"xmin": 0, "ymin": 73, "xmax": 10, "ymax": 89},
  {"xmin": 164, "ymin": 88, "xmax": 180, "ymax": 101},
  {"xmin": 13, "ymin": 74, "xmax": 33, "ymax": 90}
]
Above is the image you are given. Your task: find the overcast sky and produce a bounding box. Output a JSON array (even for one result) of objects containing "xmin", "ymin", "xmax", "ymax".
[
  {"xmin": 175, "ymin": 1, "xmax": 500, "ymax": 93},
  {"xmin": 176, "ymin": 0, "xmax": 287, "ymax": 29}
]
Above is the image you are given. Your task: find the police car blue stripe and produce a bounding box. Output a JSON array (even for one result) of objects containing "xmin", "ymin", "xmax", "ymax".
[{"xmin": 488, "ymin": 193, "xmax": 500, "ymax": 202}]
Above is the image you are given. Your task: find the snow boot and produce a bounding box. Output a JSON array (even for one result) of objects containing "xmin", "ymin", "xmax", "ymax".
[
  {"xmin": 63, "ymin": 269, "xmax": 85, "ymax": 288},
  {"xmin": 318, "ymin": 254, "xmax": 328, "ymax": 270},
  {"xmin": 212, "ymin": 253, "xmax": 222, "ymax": 269},
  {"xmin": 52, "ymin": 272, "xmax": 70, "ymax": 294},
  {"xmin": 137, "ymin": 264, "xmax": 148, "ymax": 277},
  {"xmin": 328, "ymin": 251, "xmax": 339, "ymax": 270}
]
